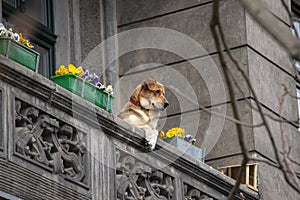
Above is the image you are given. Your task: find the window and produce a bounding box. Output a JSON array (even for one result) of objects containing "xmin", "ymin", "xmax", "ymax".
[
  {"xmin": 219, "ymin": 164, "xmax": 258, "ymax": 191},
  {"xmin": 2, "ymin": 0, "xmax": 56, "ymax": 78},
  {"xmin": 292, "ymin": 1, "xmax": 300, "ymax": 129}
]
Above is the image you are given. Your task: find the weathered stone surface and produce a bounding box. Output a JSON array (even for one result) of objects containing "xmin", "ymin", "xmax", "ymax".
[
  {"xmin": 117, "ymin": 0, "xmax": 210, "ymax": 26},
  {"xmin": 259, "ymin": 0, "xmax": 290, "ymax": 24},
  {"xmin": 80, "ymin": 0, "xmax": 102, "ymax": 62},
  {"xmin": 53, "ymin": 0, "xmax": 71, "ymax": 66},
  {"xmin": 252, "ymin": 103, "xmax": 300, "ymax": 163},
  {"xmin": 118, "ymin": 0, "xmax": 246, "ymax": 75},
  {"xmin": 258, "ymin": 162, "xmax": 300, "ymax": 200},
  {"xmin": 117, "ymin": 0, "xmax": 289, "ymax": 26},
  {"xmin": 246, "ymin": 13, "xmax": 294, "ymax": 74},
  {"xmin": 248, "ymin": 48, "xmax": 298, "ymax": 121}
]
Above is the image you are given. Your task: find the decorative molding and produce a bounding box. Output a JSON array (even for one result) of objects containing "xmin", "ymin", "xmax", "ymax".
[
  {"xmin": 116, "ymin": 149, "xmax": 175, "ymax": 200},
  {"xmin": 184, "ymin": 183, "xmax": 215, "ymax": 200},
  {"xmin": 14, "ymin": 99, "xmax": 88, "ymax": 186}
]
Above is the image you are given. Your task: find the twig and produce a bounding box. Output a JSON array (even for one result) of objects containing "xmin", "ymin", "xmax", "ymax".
[
  {"xmin": 220, "ymin": 0, "xmax": 300, "ymax": 193},
  {"xmin": 168, "ymin": 85, "xmax": 263, "ymax": 128},
  {"xmin": 239, "ymin": 0, "xmax": 300, "ymax": 61},
  {"xmin": 216, "ymin": 0, "xmax": 300, "ymax": 194},
  {"xmin": 279, "ymin": 86, "xmax": 300, "ymax": 189},
  {"xmin": 210, "ymin": 1, "xmax": 249, "ymax": 199}
]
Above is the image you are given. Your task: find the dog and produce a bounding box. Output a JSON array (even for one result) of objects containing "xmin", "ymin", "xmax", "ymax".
[{"xmin": 118, "ymin": 78, "xmax": 169, "ymax": 150}]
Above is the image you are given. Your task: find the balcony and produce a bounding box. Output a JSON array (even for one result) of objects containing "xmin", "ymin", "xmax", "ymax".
[{"xmin": 0, "ymin": 55, "xmax": 259, "ymax": 199}]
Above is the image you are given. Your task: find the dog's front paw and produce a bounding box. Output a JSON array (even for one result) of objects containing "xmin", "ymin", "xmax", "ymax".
[
  {"xmin": 145, "ymin": 140, "xmax": 153, "ymax": 152},
  {"xmin": 147, "ymin": 131, "xmax": 158, "ymax": 151}
]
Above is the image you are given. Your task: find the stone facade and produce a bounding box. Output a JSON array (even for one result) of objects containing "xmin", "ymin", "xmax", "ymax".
[{"xmin": 0, "ymin": 0, "xmax": 299, "ymax": 199}]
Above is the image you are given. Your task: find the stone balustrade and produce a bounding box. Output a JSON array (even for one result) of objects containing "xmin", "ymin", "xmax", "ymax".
[{"xmin": 0, "ymin": 55, "xmax": 259, "ymax": 200}]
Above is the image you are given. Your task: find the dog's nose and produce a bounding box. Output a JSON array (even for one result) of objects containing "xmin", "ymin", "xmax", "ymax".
[{"xmin": 164, "ymin": 101, "xmax": 169, "ymax": 108}]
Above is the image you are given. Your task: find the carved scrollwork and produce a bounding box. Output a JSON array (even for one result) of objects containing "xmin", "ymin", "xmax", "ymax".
[
  {"xmin": 184, "ymin": 183, "xmax": 215, "ymax": 200},
  {"xmin": 14, "ymin": 99, "xmax": 87, "ymax": 184},
  {"xmin": 116, "ymin": 150, "xmax": 175, "ymax": 200}
]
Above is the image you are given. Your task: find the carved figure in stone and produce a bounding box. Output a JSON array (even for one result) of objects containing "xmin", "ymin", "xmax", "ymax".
[
  {"xmin": 116, "ymin": 150, "xmax": 175, "ymax": 200},
  {"xmin": 184, "ymin": 184, "xmax": 215, "ymax": 200},
  {"xmin": 15, "ymin": 100, "xmax": 87, "ymax": 184}
]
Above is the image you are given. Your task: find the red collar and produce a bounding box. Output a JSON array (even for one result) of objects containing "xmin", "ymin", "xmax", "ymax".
[{"xmin": 130, "ymin": 98, "xmax": 141, "ymax": 107}]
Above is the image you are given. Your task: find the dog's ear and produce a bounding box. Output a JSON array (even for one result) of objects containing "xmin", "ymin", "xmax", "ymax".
[
  {"xmin": 131, "ymin": 84, "xmax": 142, "ymax": 100},
  {"xmin": 143, "ymin": 78, "xmax": 157, "ymax": 91}
]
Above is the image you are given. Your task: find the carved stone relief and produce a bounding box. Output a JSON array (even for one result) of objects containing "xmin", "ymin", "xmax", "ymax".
[
  {"xmin": 14, "ymin": 99, "xmax": 87, "ymax": 186},
  {"xmin": 184, "ymin": 183, "xmax": 215, "ymax": 200},
  {"xmin": 116, "ymin": 150, "xmax": 175, "ymax": 200}
]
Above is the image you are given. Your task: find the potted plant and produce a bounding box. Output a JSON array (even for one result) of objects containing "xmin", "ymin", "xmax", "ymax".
[
  {"xmin": 50, "ymin": 64, "xmax": 114, "ymax": 112},
  {"xmin": 0, "ymin": 23, "xmax": 40, "ymax": 72},
  {"xmin": 160, "ymin": 128, "xmax": 205, "ymax": 162}
]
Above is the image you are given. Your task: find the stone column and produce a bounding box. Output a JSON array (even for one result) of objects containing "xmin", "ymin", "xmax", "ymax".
[{"xmin": 101, "ymin": 0, "xmax": 119, "ymax": 87}]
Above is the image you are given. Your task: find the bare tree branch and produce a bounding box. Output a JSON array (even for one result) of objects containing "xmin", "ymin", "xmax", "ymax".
[
  {"xmin": 212, "ymin": 0, "xmax": 300, "ymax": 195},
  {"xmin": 169, "ymin": 85, "xmax": 264, "ymax": 128},
  {"xmin": 210, "ymin": 1, "xmax": 249, "ymax": 199},
  {"xmin": 279, "ymin": 86, "xmax": 300, "ymax": 189},
  {"xmin": 239, "ymin": 0, "xmax": 300, "ymax": 61}
]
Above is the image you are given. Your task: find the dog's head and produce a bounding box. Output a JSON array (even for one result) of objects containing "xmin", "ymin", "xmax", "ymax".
[{"xmin": 131, "ymin": 78, "xmax": 169, "ymax": 110}]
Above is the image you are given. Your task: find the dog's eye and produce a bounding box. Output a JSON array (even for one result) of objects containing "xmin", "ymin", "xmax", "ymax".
[{"xmin": 156, "ymin": 90, "xmax": 161, "ymax": 95}]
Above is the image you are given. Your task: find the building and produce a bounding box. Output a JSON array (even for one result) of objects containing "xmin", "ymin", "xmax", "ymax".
[{"xmin": 0, "ymin": 0, "xmax": 298, "ymax": 199}]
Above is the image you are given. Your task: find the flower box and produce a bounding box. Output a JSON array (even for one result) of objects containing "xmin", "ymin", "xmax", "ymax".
[
  {"xmin": 164, "ymin": 136, "xmax": 205, "ymax": 162},
  {"xmin": 50, "ymin": 74, "xmax": 114, "ymax": 112},
  {"xmin": 0, "ymin": 37, "xmax": 40, "ymax": 72}
]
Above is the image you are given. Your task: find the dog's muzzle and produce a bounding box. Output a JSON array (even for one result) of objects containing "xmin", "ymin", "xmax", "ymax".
[{"xmin": 164, "ymin": 101, "xmax": 169, "ymax": 109}]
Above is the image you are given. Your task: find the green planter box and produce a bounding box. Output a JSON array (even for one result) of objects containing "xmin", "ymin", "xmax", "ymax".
[
  {"xmin": 164, "ymin": 136, "xmax": 205, "ymax": 162},
  {"xmin": 50, "ymin": 74, "xmax": 114, "ymax": 112},
  {"xmin": 0, "ymin": 37, "xmax": 40, "ymax": 71}
]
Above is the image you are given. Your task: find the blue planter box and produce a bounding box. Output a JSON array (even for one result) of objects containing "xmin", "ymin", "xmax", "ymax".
[{"xmin": 164, "ymin": 136, "xmax": 205, "ymax": 162}]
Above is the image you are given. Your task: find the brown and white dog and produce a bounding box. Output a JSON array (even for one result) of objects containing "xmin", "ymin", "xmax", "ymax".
[{"xmin": 118, "ymin": 78, "xmax": 169, "ymax": 150}]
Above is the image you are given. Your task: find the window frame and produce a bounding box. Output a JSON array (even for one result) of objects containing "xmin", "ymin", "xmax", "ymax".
[
  {"xmin": 292, "ymin": 1, "xmax": 300, "ymax": 129},
  {"xmin": 219, "ymin": 164, "xmax": 258, "ymax": 191},
  {"xmin": 2, "ymin": 0, "xmax": 57, "ymax": 77}
]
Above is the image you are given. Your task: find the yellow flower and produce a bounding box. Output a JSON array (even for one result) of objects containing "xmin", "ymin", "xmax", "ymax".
[
  {"xmin": 25, "ymin": 40, "xmax": 34, "ymax": 48},
  {"xmin": 19, "ymin": 33, "xmax": 34, "ymax": 48},
  {"xmin": 68, "ymin": 64, "xmax": 84, "ymax": 76},
  {"xmin": 55, "ymin": 65, "xmax": 68, "ymax": 75},
  {"xmin": 159, "ymin": 131, "xmax": 165, "ymax": 138},
  {"xmin": 76, "ymin": 66, "xmax": 84, "ymax": 77},
  {"xmin": 68, "ymin": 64, "xmax": 77, "ymax": 74},
  {"xmin": 166, "ymin": 129, "xmax": 176, "ymax": 138},
  {"xmin": 165, "ymin": 127, "xmax": 185, "ymax": 138},
  {"xmin": 19, "ymin": 33, "xmax": 26, "ymax": 44}
]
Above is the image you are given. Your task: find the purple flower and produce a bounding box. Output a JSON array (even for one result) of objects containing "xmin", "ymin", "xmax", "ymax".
[
  {"xmin": 92, "ymin": 75, "xmax": 100, "ymax": 85},
  {"xmin": 184, "ymin": 135, "xmax": 193, "ymax": 143},
  {"xmin": 96, "ymin": 82, "xmax": 105, "ymax": 90}
]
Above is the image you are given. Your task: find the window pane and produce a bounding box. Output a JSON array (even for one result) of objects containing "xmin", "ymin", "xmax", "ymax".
[
  {"xmin": 231, "ymin": 166, "xmax": 246, "ymax": 184},
  {"xmin": 249, "ymin": 165, "xmax": 255, "ymax": 186},
  {"xmin": 34, "ymin": 44, "xmax": 50, "ymax": 78},
  {"xmin": 3, "ymin": 0, "xmax": 17, "ymax": 7},
  {"xmin": 23, "ymin": 0, "xmax": 48, "ymax": 26},
  {"xmin": 222, "ymin": 168, "xmax": 229, "ymax": 176}
]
